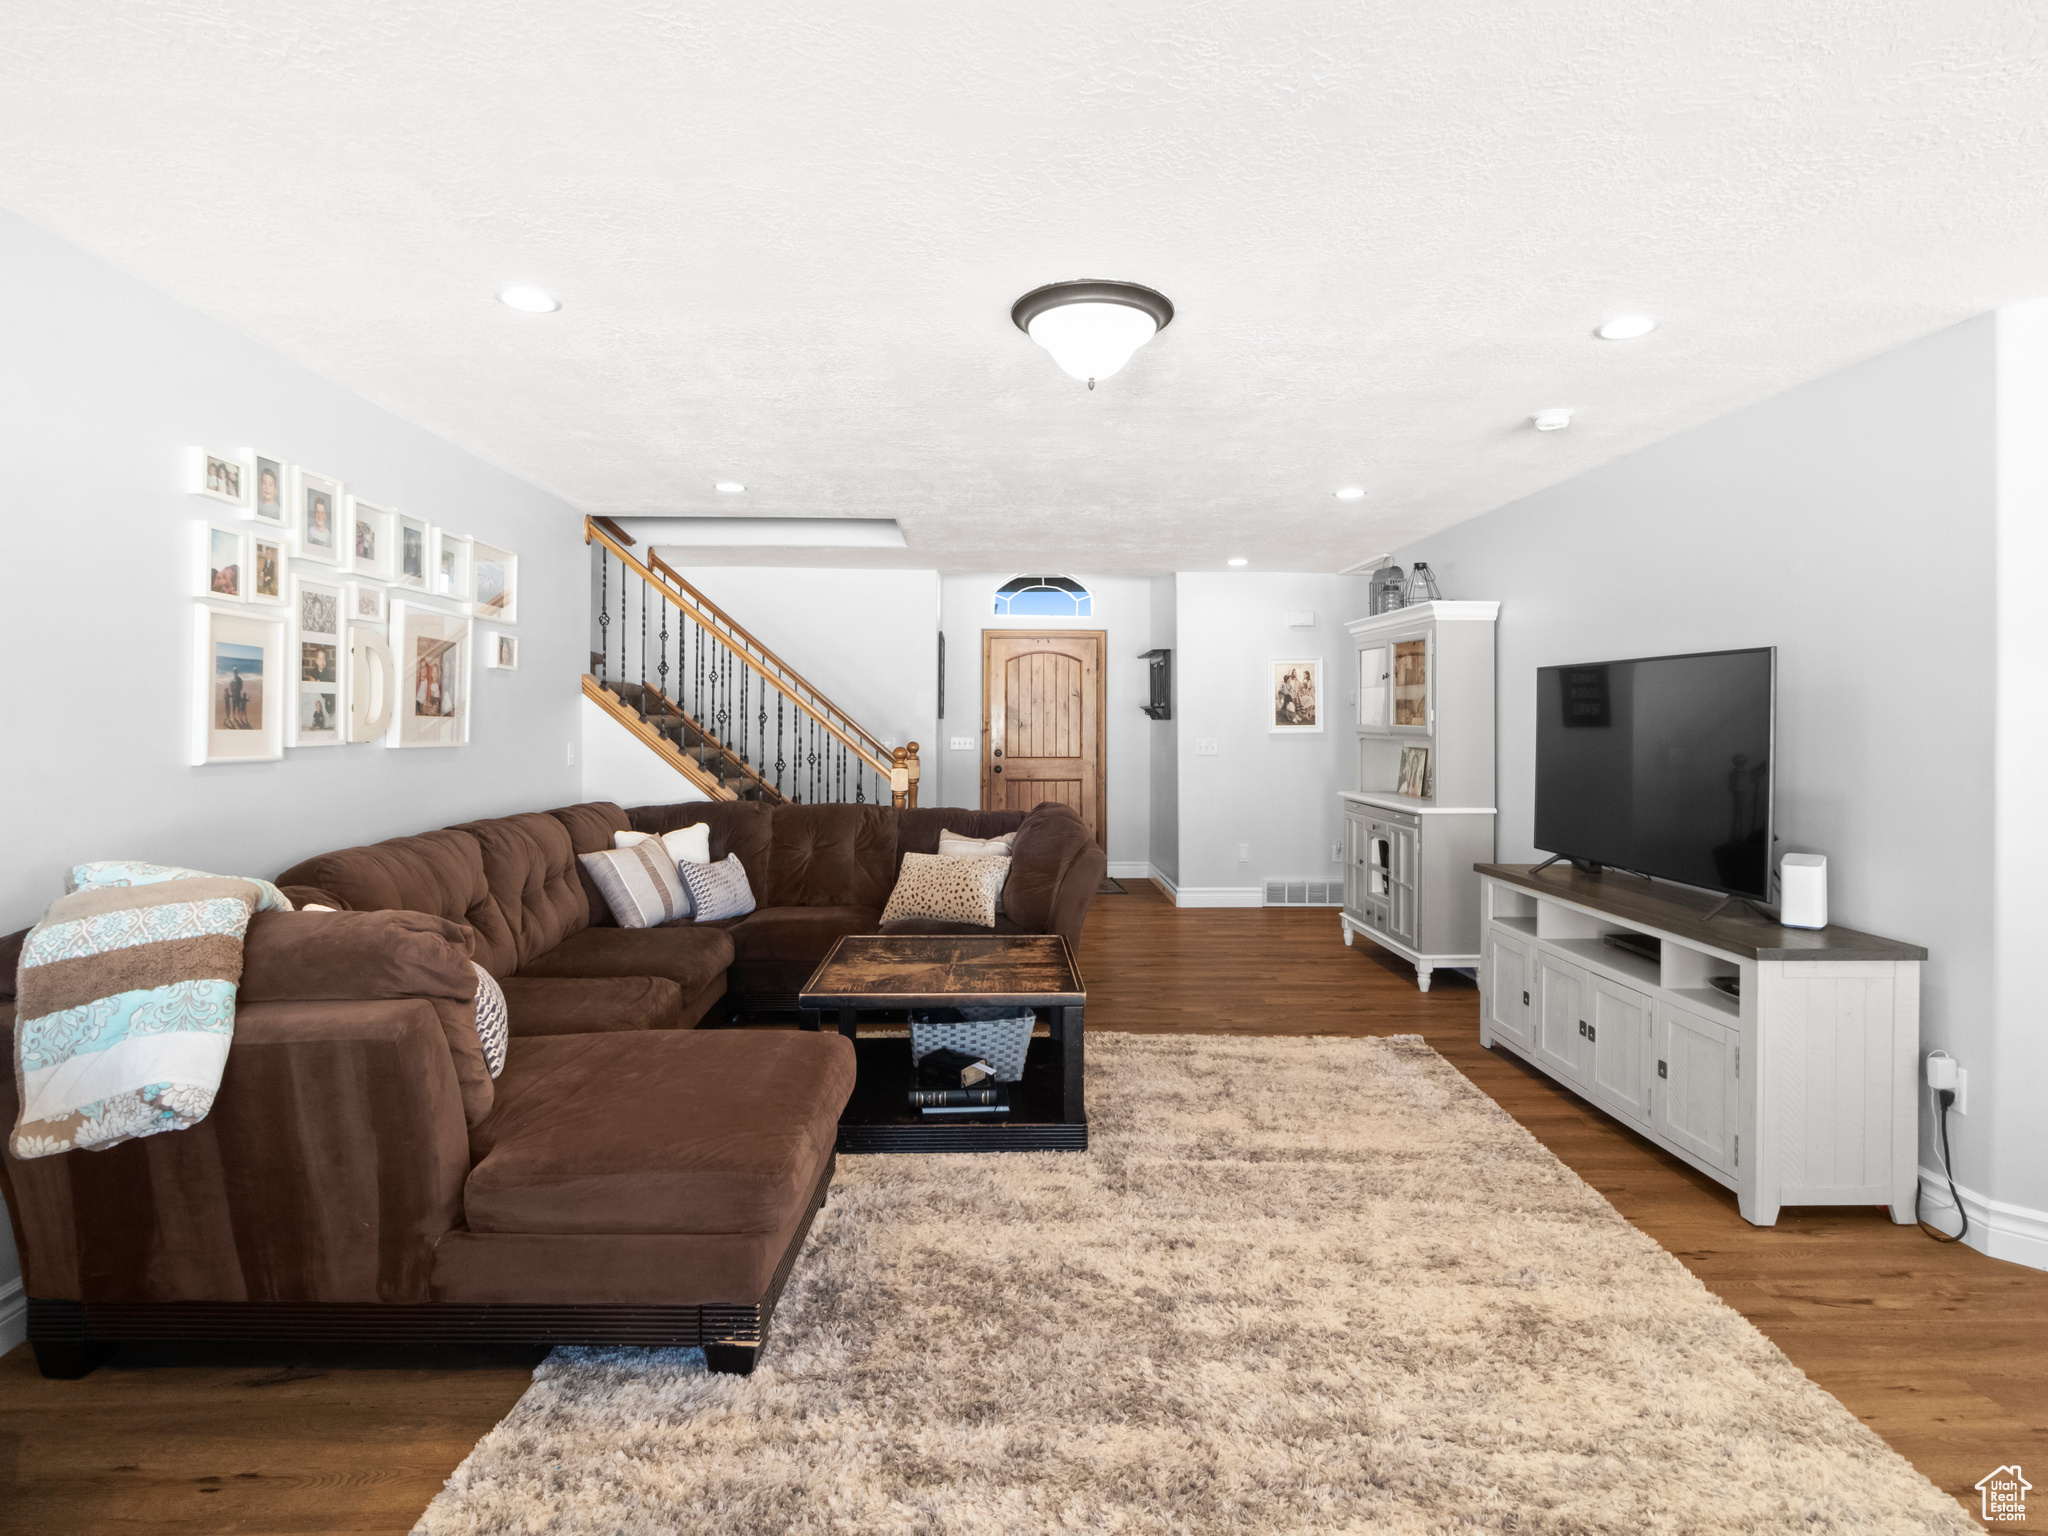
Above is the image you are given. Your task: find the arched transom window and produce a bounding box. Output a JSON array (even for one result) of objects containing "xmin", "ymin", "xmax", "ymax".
[{"xmin": 994, "ymin": 575, "xmax": 1091, "ymax": 617}]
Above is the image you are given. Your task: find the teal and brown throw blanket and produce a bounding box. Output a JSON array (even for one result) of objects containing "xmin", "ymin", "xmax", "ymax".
[{"xmin": 10, "ymin": 861, "xmax": 289, "ymax": 1160}]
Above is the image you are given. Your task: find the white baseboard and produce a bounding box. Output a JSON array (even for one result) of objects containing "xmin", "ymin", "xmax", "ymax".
[
  {"xmin": 1171, "ymin": 886, "xmax": 1263, "ymax": 908},
  {"xmin": 1105, "ymin": 861, "xmax": 1152, "ymax": 879},
  {"xmin": 0, "ymin": 1277, "xmax": 23, "ymax": 1359},
  {"xmin": 1148, "ymin": 867, "xmax": 1180, "ymax": 903},
  {"xmin": 1919, "ymin": 1167, "xmax": 2048, "ymax": 1271}
]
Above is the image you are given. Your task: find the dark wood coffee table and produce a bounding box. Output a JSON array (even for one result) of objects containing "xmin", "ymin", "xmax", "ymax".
[{"xmin": 798, "ymin": 933, "xmax": 1086, "ymax": 1152}]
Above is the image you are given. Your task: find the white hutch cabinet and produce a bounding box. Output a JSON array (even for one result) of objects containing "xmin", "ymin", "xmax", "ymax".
[{"xmin": 1339, "ymin": 601, "xmax": 1498, "ymax": 991}]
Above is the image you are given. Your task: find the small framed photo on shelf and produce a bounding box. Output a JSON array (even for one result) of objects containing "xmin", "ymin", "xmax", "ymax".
[
  {"xmin": 1269, "ymin": 657, "xmax": 1323, "ymax": 733},
  {"xmin": 389, "ymin": 599, "xmax": 472, "ymax": 748},
  {"xmin": 194, "ymin": 519, "xmax": 250, "ymax": 602},
  {"xmin": 485, "ymin": 632, "xmax": 518, "ymax": 670},
  {"xmin": 395, "ymin": 512, "xmax": 430, "ymax": 589},
  {"xmin": 188, "ymin": 447, "xmax": 250, "ymax": 509},
  {"xmin": 1397, "ymin": 744, "xmax": 1431, "ymax": 799},
  {"xmin": 293, "ymin": 467, "xmax": 345, "ymax": 565},
  {"xmin": 249, "ymin": 529, "xmax": 287, "ymax": 607},
  {"xmin": 250, "ymin": 453, "xmax": 290, "ymax": 528},
  {"xmin": 348, "ymin": 497, "xmax": 396, "ymax": 581},
  {"xmin": 346, "ymin": 580, "xmax": 387, "ymax": 627},
  {"xmin": 432, "ymin": 529, "xmax": 474, "ymax": 607},
  {"xmin": 471, "ymin": 539, "xmax": 518, "ymax": 624},
  {"xmin": 291, "ymin": 572, "xmax": 345, "ymax": 747},
  {"xmin": 193, "ymin": 605, "xmax": 285, "ymax": 764}
]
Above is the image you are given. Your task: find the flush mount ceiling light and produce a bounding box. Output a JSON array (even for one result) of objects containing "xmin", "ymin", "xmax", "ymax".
[
  {"xmin": 498, "ymin": 285, "xmax": 560, "ymax": 314},
  {"xmin": 1335, "ymin": 487, "xmax": 1366, "ymax": 500},
  {"xmin": 1531, "ymin": 408, "xmax": 1574, "ymax": 432},
  {"xmin": 1595, "ymin": 314, "xmax": 1656, "ymax": 340},
  {"xmin": 1012, "ymin": 280, "xmax": 1174, "ymax": 389},
  {"xmin": 714, "ymin": 481, "xmax": 745, "ymax": 493}
]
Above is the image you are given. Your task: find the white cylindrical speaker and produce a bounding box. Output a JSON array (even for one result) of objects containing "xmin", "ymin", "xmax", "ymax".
[{"xmin": 1780, "ymin": 853, "xmax": 1828, "ymax": 929}]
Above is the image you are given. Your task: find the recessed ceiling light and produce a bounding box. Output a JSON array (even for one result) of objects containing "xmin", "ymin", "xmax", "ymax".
[
  {"xmin": 497, "ymin": 286, "xmax": 560, "ymax": 314},
  {"xmin": 1595, "ymin": 314, "xmax": 1655, "ymax": 341},
  {"xmin": 714, "ymin": 481, "xmax": 745, "ymax": 493},
  {"xmin": 1335, "ymin": 487, "xmax": 1366, "ymax": 501},
  {"xmin": 1531, "ymin": 409, "xmax": 1574, "ymax": 432},
  {"xmin": 1227, "ymin": 557, "xmax": 1249, "ymax": 567}
]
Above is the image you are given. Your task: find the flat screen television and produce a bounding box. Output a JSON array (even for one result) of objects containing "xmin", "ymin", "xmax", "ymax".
[{"xmin": 1534, "ymin": 647, "xmax": 1776, "ymax": 900}]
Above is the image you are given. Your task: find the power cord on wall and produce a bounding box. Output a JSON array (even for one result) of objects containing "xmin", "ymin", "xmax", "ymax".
[{"xmin": 1917, "ymin": 1055, "xmax": 1969, "ymax": 1244}]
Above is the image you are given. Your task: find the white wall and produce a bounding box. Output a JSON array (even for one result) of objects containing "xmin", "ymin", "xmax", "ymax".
[
  {"xmin": 1147, "ymin": 575, "xmax": 1179, "ymax": 885},
  {"xmin": 937, "ymin": 574, "xmax": 1155, "ymax": 871},
  {"xmin": 1172, "ymin": 573, "xmax": 1374, "ymax": 901},
  {"xmin": 580, "ymin": 695, "xmax": 710, "ymax": 811},
  {"xmin": 1388, "ymin": 315, "xmax": 2035, "ymax": 1259},
  {"xmin": 0, "ymin": 209, "xmax": 589, "ymax": 1352}
]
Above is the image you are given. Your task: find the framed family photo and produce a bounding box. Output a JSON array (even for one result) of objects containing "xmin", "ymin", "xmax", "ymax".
[
  {"xmin": 432, "ymin": 529, "xmax": 474, "ymax": 608},
  {"xmin": 346, "ymin": 580, "xmax": 387, "ymax": 626},
  {"xmin": 293, "ymin": 467, "xmax": 345, "ymax": 566},
  {"xmin": 388, "ymin": 600, "xmax": 472, "ymax": 749},
  {"xmin": 193, "ymin": 605, "xmax": 285, "ymax": 764},
  {"xmin": 188, "ymin": 447, "xmax": 250, "ymax": 509},
  {"xmin": 249, "ymin": 529, "xmax": 287, "ymax": 607},
  {"xmin": 1269, "ymin": 657, "xmax": 1323, "ymax": 733},
  {"xmin": 249, "ymin": 453, "xmax": 290, "ymax": 528},
  {"xmin": 347, "ymin": 497, "xmax": 396, "ymax": 581},
  {"xmin": 395, "ymin": 512, "xmax": 430, "ymax": 590},
  {"xmin": 194, "ymin": 519, "xmax": 250, "ymax": 602},
  {"xmin": 471, "ymin": 540, "xmax": 518, "ymax": 624},
  {"xmin": 485, "ymin": 632, "xmax": 519, "ymax": 670},
  {"xmin": 1397, "ymin": 744, "xmax": 1432, "ymax": 799},
  {"xmin": 290, "ymin": 573, "xmax": 345, "ymax": 747}
]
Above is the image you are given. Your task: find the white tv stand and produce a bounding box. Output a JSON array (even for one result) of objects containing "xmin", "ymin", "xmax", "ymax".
[{"xmin": 1477, "ymin": 864, "xmax": 1926, "ymax": 1227}]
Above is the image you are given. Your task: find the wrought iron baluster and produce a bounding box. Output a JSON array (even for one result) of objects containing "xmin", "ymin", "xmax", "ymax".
[
  {"xmin": 597, "ymin": 547, "xmax": 609, "ymax": 686},
  {"xmin": 776, "ymin": 697, "xmax": 785, "ymax": 799},
  {"xmin": 618, "ymin": 561, "xmax": 627, "ymax": 687},
  {"xmin": 636, "ymin": 573, "xmax": 647, "ymax": 720},
  {"xmin": 739, "ymin": 664, "xmax": 749, "ymax": 767},
  {"xmin": 658, "ymin": 595, "xmax": 669, "ymax": 714}
]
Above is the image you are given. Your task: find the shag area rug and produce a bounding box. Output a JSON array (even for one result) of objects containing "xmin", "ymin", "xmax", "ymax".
[{"xmin": 415, "ymin": 1034, "xmax": 1974, "ymax": 1534}]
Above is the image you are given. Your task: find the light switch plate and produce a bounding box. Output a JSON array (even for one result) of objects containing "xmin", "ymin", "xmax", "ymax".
[
  {"xmin": 949, "ymin": 736, "xmax": 976, "ymax": 751},
  {"xmin": 1286, "ymin": 610, "xmax": 1316, "ymax": 627},
  {"xmin": 1195, "ymin": 738, "xmax": 1219, "ymax": 756}
]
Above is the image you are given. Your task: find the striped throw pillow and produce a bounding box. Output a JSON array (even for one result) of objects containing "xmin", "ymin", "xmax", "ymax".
[
  {"xmin": 577, "ymin": 843, "xmax": 691, "ymax": 929},
  {"xmin": 472, "ymin": 964, "xmax": 509, "ymax": 1079}
]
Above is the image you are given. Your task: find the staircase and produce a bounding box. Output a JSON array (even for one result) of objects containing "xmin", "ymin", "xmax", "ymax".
[{"xmin": 583, "ymin": 519, "xmax": 918, "ymax": 806}]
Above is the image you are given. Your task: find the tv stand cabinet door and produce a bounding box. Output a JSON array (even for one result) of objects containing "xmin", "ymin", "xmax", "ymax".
[
  {"xmin": 1653, "ymin": 1001, "xmax": 1736, "ymax": 1174},
  {"xmin": 1484, "ymin": 928, "xmax": 1533, "ymax": 1049},
  {"xmin": 1588, "ymin": 975, "xmax": 1653, "ymax": 1126},
  {"xmin": 1534, "ymin": 952, "xmax": 1589, "ymax": 1086}
]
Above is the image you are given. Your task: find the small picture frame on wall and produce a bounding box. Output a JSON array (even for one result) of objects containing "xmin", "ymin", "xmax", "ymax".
[
  {"xmin": 395, "ymin": 512, "xmax": 430, "ymax": 589},
  {"xmin": 486, "ymin": 632, "xmax": 518, "ymax": 670},
  {"xmin": 249, "ymin": 453, "xmax": 290, "ymax": 528},
  {"xmin": 432, "ymin": 529, "xmax": 474, "ymax": 608},
  {"xmin": 471, "ymin": 539, "xmax": 518, "ymax": 624},
  {"xmin": 188, "ymin": 447, "xmax": 250, "ymax": 509},
  {"xmin": 1397, "ymin": 744, "xmax": 1431, "ymax": 799},
  {"xmin": 293, "ymin": 467, "xmax": 345, "ymax": 565},
  {"xmin": 1269, "ymin": 657, "xmax": 1323, "ymax": 733},
  {"xmin": 193, "ymin": 605, "xmax": 285, "ymax": 764},
  {"xmin": 290, "ymin": 572, "xmax": 345, "ymax": 747},
  {"xmin": 389, "ymin": 599, "xmax": 472, "ymax": 748},
  {"xmin": 248, "ymin": 529, "xmax": 287, "ymax": 607},
  {"xmin": 346, "ymin": 580, "xmax": 387, "ymax": 627},
  {"xmin": 347, "ymin": 497, "xmax": 397, "ymax": 581},
  {"xmin": 194, "ymin": 519, "xmax": 250, "ymax": 602}
]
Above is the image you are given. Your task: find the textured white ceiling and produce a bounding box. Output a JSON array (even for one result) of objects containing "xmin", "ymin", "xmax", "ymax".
[{"xmin": 6, "ymin": 3, "xmax": 2048, "ymax": 573}]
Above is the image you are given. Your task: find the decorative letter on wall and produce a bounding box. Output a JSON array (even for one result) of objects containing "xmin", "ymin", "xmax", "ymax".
[{"xmin": 348, "ymin": 626, "xmax": 395, "ymax": 743}]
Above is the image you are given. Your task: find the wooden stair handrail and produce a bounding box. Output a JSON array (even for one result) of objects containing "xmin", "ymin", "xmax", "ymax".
[
  {"xmin": 581, "ymin": 675, "xmax": 738, "ymax": 802},
  {"xmin": 584, "ymin": 518, "xmax": 919, "ymax": 803}
]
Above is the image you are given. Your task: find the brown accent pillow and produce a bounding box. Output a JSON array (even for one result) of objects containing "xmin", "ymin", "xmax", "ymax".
[{"xmin": 879, "ymin": 853, "xmax": 1009, "ymax": 929}]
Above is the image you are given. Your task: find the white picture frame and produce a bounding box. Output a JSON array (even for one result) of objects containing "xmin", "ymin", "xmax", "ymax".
[
  {"xmin": 1269, "ymin": 657, "xmax": 1324, "ymax": 734},
  {"xmin": 485, "ymin": 632, "xmax": 519, "ymax": 670},
  {"xmin": 345, "ymin": 579, "xmax": 387, "ymax": 627},
  {"xmin": 248, "ymin": 527, "xmax": 288, "ymax": 608},
  {"xmin": 347, "ymin": 497, "xmax": 397, "ymax": 581},
  {"xmin": 293, "ymin": 466, "xmax": 345, "ymax": 566},
  {"xmin": 432, "ymin": 529, "xmax": 474, "ymax": 609},
  {"xmin": 194, "ymin": 518, "xmax": 250, "ymax": 603},
  {"xmin": 248, "ymin": 452, "xmax": 291, "ymax": 529},
  {"xmin": 471, "ymin": 539, "xmax": 518, "ymax": 625},
  {"xmin": 187, "ymin": 447, "xmax": 250, "ymax": 509},
  {"xmin": 290, "ymin": 572, "xmax": 345, "ymax": 747},
  {"xmin": 394, "ymin": 512, "xmax": 430, "ymax": 590},
  {"xmin": 388, "ymin": 599, "xmax": 472, "ymax": 748},
  {"xmin": 194, "ymin": 605, "xmax": 285, "ymax": 764}
]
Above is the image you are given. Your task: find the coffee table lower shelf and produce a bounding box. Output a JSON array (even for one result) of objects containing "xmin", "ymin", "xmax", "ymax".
[{"xmin": 832, "ymin": 1036, "xmax": 1087, "ymax": 1153}]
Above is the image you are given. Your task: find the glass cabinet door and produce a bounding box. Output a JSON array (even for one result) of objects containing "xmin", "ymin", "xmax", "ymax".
[
  {"xmin": 1357, "ymin": 644, "xmax": 1389, "ymax": 729},
  {"xmin": 1391, "ymin": 636, "xmax": 1429, "ymax": 731}
]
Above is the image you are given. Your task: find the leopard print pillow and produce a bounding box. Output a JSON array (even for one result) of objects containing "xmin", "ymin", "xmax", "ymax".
[{"xmin": 880, "ymin": 851, "xmax": 1010, "ymax": 928}]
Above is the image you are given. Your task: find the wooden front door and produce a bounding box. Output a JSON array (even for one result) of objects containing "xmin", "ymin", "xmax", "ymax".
[{"xmin": 982, "ymin": 630, "xmax": 1107, "ymax": 849}]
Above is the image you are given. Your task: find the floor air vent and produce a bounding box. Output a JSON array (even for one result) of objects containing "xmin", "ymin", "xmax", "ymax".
[{"xmin": 1264, "ymin": 879, "xmax": 1342, "ymax": 907}]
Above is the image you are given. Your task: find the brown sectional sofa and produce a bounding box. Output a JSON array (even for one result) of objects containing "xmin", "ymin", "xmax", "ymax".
[{"xmin": 0, "ymin": 797, "xmax": 1105, "ymax": 1379}]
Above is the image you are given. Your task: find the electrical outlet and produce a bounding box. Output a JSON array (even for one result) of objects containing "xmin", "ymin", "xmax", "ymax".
[
  {"xmin": 1237, "ymin": 843, "xmax": 1250, "ymax": 862},
  {"xmin": 949, "ymin": 736, "xmax": 975, "ymax": 751},
  {"xmin": 566, "ymin": 741, "xmax": 577, "ymax": 767},
  {"xmin": 1195, "ymin": 738, "xmax": 1219, "ymax": 756}
]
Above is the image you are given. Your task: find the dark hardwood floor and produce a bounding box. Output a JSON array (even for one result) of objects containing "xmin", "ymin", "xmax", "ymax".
[{"xmin": 1, "ymin": 880, "xmax": 2038, "ymax": 1532}]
